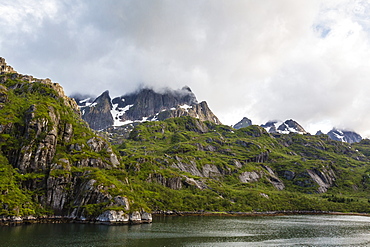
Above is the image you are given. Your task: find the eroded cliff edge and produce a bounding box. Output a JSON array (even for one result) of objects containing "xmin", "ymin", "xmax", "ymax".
[{"xmin": 0, "ymin": 58, "xmax": 151, "ymax": 225}]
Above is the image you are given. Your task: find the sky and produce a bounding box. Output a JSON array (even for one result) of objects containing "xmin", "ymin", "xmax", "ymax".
[{"xmin": 1, "ymin": 0, "xmax": 370, "ymax": 136}]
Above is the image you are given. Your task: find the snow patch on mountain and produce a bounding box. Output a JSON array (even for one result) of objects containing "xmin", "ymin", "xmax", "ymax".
[
  {"xmin": 261, "ymin": 119, "xmax": 307, "ymax": 134},
  {"xmin": 111, "ymin": 104, "xmax": 134, "ymax": 126},
  {"xmin": 327, "ymin": 128, "xmax": 362, "ymax": 144},
  {"xmin": 71, "ymin": 86, "xmax": 221, "ymax": 130},
  {"xmin": 180, "ymin": 104, "xmax": 192, "ymax": 112}
]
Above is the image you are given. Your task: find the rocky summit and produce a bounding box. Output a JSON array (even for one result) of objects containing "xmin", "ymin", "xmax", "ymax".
[
  {"xmin": 73, "ymin": 86, "xmax": 221, "ymax": 130},
  {"xmin": 327, "ymin": 128, "xmax": 362, "ymax": 144},
  {"xmin": 261, "ymin": 119, "xmax": 307, "ymax": 134},
  {"xmin": 233, "ymin": 117, "xmax": 252, "ymax": 129}
]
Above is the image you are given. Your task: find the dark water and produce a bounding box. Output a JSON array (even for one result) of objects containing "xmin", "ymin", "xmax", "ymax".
[{"xmin": 1, "ymin": 215, "xmax": 370, "ymax": 246}]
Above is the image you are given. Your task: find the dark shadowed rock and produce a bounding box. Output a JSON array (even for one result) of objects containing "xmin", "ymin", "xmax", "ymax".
[
  {"xmin": 112, "ymin": 86, "xmax": 198, "ymax": 122},
  {"xmin": 80, "ymin": 90, "xmax": 114, "ymax": 130}
]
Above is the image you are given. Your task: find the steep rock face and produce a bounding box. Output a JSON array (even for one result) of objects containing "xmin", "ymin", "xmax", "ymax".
[
  {"xmin": 11, "ymin": 104, "xmax": 59, "ymax": 173},
  {"xmin": 306, "ymin": 168, "xmax": 336, "ymax": 193},
  {"xmin": 233, "ymin": 117, "xmax": 252, "ymax": 129},
  {"xmin": 153, "ymin": 101, "xmax": 221, "ymax": 124},
  {"xmin": 171, "ymin": 156, "xmax": 228, "ymax": 178},
  {"xmin": 0, "ymin": 58, "xmax": 147, "ymax": 222},
  {"xmin": 327, "ymin": 128, "xmax": 362, "ymax": 143},
  {"xmin": 292, "ymin": 168, "xmax": 336, "ymax": 193},
  {"xmin": 79, "ymin": 91, "xmax": 114, "ymax": 130},
  {"xmin": 239, "ymin": 165, "xmax": 285, "ymax": 190},
  {"xmin": 73, "ymin": 86, "xmax": 221, "ymax": 130},
  {"xmin": 112, "ymin": 86, "xmax": 198, "ymax": 122},
  {"xmin": 4, "ymin": 100, "xmax": 122, "ymax": 217},
  {"xmin": 238, "ymin": 165, "xmax": 335, "ymax": 193},
  {"xmin": 147, "ymin": 173, "xmax": 183, "ymax": 190}
]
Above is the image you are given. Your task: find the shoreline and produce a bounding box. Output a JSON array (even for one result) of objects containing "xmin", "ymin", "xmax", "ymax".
[
  {"xmin": 1, "ymin": 210, "xmax": 369, "ymax": 226},
  {"xmin": 152, "ymin": 210, "xmax": 370, "ymax": 217}
]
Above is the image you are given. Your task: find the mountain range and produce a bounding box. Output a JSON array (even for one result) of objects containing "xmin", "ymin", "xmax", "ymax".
[
  {"xmin": 1, "ymin": 57, "xmax": 370, "ymax": 225},
  {"xmin": 72, "ymin": 89, "xmax": 363, "ymax": 144},
  {"xmin": 72, "ymin": 87, "xmax": 221, "ymax": 131}
]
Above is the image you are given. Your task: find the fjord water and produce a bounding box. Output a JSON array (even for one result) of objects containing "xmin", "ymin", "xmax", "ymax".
[{"xmin": 1, "ymin": 215, "xmax": 370, "ymax": 246}]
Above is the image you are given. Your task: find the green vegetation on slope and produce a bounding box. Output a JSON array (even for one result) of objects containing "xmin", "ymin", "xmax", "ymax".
[
  {"xmin": 1, "ymin": 72, "xmax": 370, "ymax": 218},
  {"xmin": 0, "ymin": 74, "xmax": 148, "ymax": 217},
  {"xmin": 109, "ymin": 117, "xmax": 370, "ymax": 213}
]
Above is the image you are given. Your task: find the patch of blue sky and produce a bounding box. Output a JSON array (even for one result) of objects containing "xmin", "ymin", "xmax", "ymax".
[{"xmin": 313, "ymin": 24, "xmax": 331, "ymax": 38}]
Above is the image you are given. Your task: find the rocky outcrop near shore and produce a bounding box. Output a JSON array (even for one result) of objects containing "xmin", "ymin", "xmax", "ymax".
[{"xmin": 0, "ymin": 211, "xmax": 152, "ymax": 226}]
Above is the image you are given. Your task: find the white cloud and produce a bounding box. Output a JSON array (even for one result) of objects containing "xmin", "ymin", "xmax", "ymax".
[{"xmin": 2, "ymin": 0, "xmax": 370, "ymax": 137}]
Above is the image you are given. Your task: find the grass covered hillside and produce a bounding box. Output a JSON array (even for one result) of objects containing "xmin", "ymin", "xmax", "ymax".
[
  {"xmin": 0, "ymin": 73, "xmax": 149, "ymax": 219},
  {"xmin": 1, "ymin": 66, "xmax": 370, "ymax": 220},
  {"xmin": 109, "ymin": 117, "xmax": 370, "ymax": 213}
]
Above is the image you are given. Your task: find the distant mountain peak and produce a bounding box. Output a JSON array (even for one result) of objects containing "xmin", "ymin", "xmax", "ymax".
[
  {"xmin": 233, "ymin": 117, "xmax": 252, "ymax": 129},
  {"xmin": 315, "ymin": 130, "xmax": 325, "ymax": 135},
  {"xmin": 277, "ymin": 119, "xmax": 307, "ymax": 134},
  {"xmin": 327, "ymin": 128, "xmax": 362, "ymax": 144},
  {"xmin": 261, "ymin": 119, "xmax": 307, "ymax": 134}
]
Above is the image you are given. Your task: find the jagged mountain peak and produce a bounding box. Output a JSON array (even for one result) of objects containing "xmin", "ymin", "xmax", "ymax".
[
  {"xmin": 261, "ymin": 119, "xmax": 307, "ymax": 134},
  {"xmin": 74, "ymin": 86, "xmax": 220, "ymax": 130},
  {"xmin": 278, "ymin": 119, "xmax": 307, "ymax": 134},
  {"xmin": 79, "ymin": 90, "xmax": 113, "ymax": 130},
  {"xmin": 93, "ymin": 90, "xmax": 112, "ymax": 105},
  {"xmin": 327, "ymin": 128, "xmax": 362, "ymax": 144}
]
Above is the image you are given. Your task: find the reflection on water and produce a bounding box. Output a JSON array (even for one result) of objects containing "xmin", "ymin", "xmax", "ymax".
[{"xmin": 1, "ymin": 215, "xmax": 370, "ymax": 246}]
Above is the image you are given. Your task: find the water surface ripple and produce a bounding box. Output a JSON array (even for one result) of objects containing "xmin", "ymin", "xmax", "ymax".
[{"xmin": 1, "ymin": 215, "xmax": 370, "ymax": 246}]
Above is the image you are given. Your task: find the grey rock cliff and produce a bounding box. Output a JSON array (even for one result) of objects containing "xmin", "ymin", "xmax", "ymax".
[
  {"xmin": 152, "ymin": 101, "xmax": 221, "ymax": 124},
  {"xmin": 112, "ymin": 86, "xmax": 198, "ymax": 122},
  {"xmin": 277, "ymin": 119, "xmax": 307, "ymax": 134},
  {"xmin": 73, "ymin": 86, "xmax": 221, "ymax": 130},
  {"xmin": 233, "ymin": 117, "xmax": 252, "ymax": 129},
  {"xmin": 80, "ymin": 90, "xmax": 114, "ymax": 130}
]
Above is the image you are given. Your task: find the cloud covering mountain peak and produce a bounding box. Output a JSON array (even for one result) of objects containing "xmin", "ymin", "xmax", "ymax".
[{"xmin": 2, "ymin": 1, "xmax": 370, "ymax": 136}]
